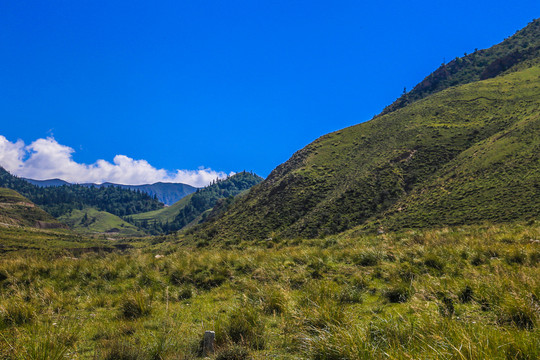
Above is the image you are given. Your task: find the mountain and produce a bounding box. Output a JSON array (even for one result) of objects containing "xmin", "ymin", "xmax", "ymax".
[
  {"xmin": 0, "ymin": 167, "xmax": 163, "ymax": 217},
  {"xmin": 24, "ymin": 178, "xmax": 70, "ymax": 187},
  {"xmin": 25, "ymin": 178, "xmax": 197, "ymax": 205},
  {"xmin": 100, "ymin": 182, "xmax": 197, "ymax": 206},
  {"xmin": 194, "ymin": 20, "xmax": 540, "ymax": 242},
  {"xmin": 0, "ymin": 188, "xmax": 65, "ymax": 229},
  {"xmin": 129, "ymin": 171, "xmax": 263, "ymax": 233}
]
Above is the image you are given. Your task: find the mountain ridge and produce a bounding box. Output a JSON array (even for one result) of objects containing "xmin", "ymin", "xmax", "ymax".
[
  {"xmin": 0, "ymin": 167, "xmax": 163, "ymax": 217},
  {"xmin": 25, "ymin": 178, "xmax": 197, "ymax": 206},
  {"xmin": 381, "ymin": 18, "xmax": 540, "ymax": 115},
  {"xmin": 193, "ymin": 23, "xmax": 540, "ymax": 242}
]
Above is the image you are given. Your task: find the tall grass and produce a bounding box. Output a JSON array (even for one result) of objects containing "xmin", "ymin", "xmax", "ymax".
[{"xmin": 0, "ymin": 221, "xmax": 538, "ymax": 359}]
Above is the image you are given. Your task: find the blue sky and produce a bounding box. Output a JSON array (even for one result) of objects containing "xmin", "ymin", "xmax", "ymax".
[{"xmin": 1, "ymin": 1, "xmax": 539, "ymax": 185}]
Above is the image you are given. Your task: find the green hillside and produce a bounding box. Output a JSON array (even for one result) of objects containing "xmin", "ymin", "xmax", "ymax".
[
  {"xmin": 196, "ymin": 61, "xmax": 540, "ymax": 241},
  {"xmin": 129, "ymin": 172, "xmax": 263, "ymax": 233},
  {"xmin": 0, "ymin": 167, "xmax": 164, "ymax": 218},
  {"xmin": 0, "ymin": 188, "xmax": 64, "ymax": 229},
  {"xmin": 131, "ymin": 192, "xmax": 194, "ymax": 224},
  {"xmin": 377, "ymin": 94, "xmax": 540, "ymax": 231},
  {"xmin": 59, "ymin": 208, "xmax": 145, "ymax": 237},
  {"xmin": 381, "ymin": 18, "xmax": 540, "ymax": 115}
]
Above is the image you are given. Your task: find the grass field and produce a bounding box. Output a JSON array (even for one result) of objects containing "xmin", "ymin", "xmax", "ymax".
[{"xmin": 1, "ymin": 221, "xmax": 538, "ymax": 359}]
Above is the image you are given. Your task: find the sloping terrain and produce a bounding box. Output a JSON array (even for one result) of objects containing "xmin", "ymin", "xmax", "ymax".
[
  {"xmin": 58, "ymin": 208, "xmax": 145, "ymax": 237},
  {"xmin": 197, "ymin": 62, "xmax": 540, "ymax": 241},
  {"xmin": 0, "ymin": 188, "xmax": 64, "ymax": 229},
  {"xmin": 377, "ymin": 93, "xmax": 540, "ymax": 231},
  {"xmin": 130, "ymin": 172, "xmax": 263, "ymax": 233},
  {"xmin": 131, "ymin": 192, "xmax": 194, "ymax": 224}
]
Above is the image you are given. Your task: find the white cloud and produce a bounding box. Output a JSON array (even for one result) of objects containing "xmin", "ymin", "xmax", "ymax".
[
  {"xmin": 0, "ymin": 135, "xmax": 231, "ymax": 187},
  {"xmin": 0, "ymin": 136, "xmax": 25, "ymax": 172}
]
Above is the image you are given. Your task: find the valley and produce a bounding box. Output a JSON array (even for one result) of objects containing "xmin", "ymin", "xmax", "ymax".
[{"xmin": 0, "ymin": 18, "xmax": 539, "ymax": 360}]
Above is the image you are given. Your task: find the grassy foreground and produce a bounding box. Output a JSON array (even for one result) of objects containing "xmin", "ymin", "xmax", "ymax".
[{"xmin": 0, "ymin": 221, "xmax": 539, "ymax": 359}]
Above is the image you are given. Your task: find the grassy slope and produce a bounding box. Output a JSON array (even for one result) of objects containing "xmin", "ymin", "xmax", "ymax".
[
  {"xmin": 197, "ymin": 65, "xmax": 540, "ymax": 241},
  {"xmin": 0, "ymin": 221, "xmax": 538, "ymax": 359},
  {"xmin": 0, "ymin": 226, "xmax": 99, "ymax": 253},
  {"xmin": 378, "ymin": 84, "xmax": 540, "ymax": 230},
  {"xmin": 0, "ymin": 188, "xmax": 61, "ymax": 228},
  {"xmin": 59, "ymin": 208, "xmax": 145, "ymax": 237},
  {"xmin": 131, "ymin": 172, "xmax": 263, "ymax": 233},
  {"xmin": 131, "ymin": 193, "xmax": 194, "ymax": 223}
]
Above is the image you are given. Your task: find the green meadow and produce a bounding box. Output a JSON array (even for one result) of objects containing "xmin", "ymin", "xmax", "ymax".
[{"xmin": 1, "ymin": 221, "xmax": 538, "ymax": 359}]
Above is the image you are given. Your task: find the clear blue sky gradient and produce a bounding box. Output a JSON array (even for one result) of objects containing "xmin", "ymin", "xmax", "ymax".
[{"xmin": 1, "ymin": 1, "xmax": 539, "ymax": 177}]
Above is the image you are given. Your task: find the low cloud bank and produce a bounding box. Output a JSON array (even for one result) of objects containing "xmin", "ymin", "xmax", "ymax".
[{"xmin": 0, "ymin": 135, "xmax": 231, "ymax": 187}]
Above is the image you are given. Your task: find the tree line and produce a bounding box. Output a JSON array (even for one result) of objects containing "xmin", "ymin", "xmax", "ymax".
[{"xmin": 0, "ymin": 167, "xmax": 163, "ymax": 217}]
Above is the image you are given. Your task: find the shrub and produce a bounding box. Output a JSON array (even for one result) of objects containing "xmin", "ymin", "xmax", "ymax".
[
  {"xmin": 216, "ymin": 344, "xmax": 252, "ymax": 360},
  {"xmin": 0, "ymin": 301, "xmax": 34, "ymax": 326},
  {"xmin": 438, "ymin": 296, "xmax": 455, "ymax": 317},
  {"xmin": 505, "ymin": 250, "xmax": 527, "ymax": 265},
  {"xmin": 219, "ymin": 304, "xmax": 265, "ymax": 350},
  {"xmin": 353, "ymin": 250, "xmax": 380, "ymax": 267},
  {"xmin": 423, "ymin": 254, "xmax": 445, "ymax": 272},
  {"xmin": 338, "ymin": 285, "xmax": 364, "ymax": 304},
  {"xmin": 396, "ymin": 262, "xmax": 419, "ymax": 281},
  {"xmin": 120, "ymin": 291, "xmax": 152, "ymax": 319},
  {"xmin": 497, "ymin": 298, "xmax": 536, "ymax": 330},
  {"xmin": 470, "ymin": 252, "xmax": 486, "ymax": 266},
  {"xmin": 458, "ymin": 285, "xmax": 474, "ymax": 303},
  {"xmin": 99, "ymin": 340, "xmax": 142, "ymax": 360},
  {"xmin": 177, "ymin": 286, "xmax": 193, "ymax": 301},
  {"xmin": 260, "ymin": 287, "xmax": 287, "ymax": 314},
  {"xmin": 383, "ymin": 284, "xmax": 411, "ymax": 303}
]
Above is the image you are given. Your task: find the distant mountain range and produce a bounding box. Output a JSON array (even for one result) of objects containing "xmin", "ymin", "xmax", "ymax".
[
  {"xmin": 24, "ymin": 178, "xmax": 198, "ymax": 205},
  {"xmin": 0, "ymin": 169, "xmax": 264, "ymax": 236},
  {"xmin": 0, "ymin": 167, "xmax": 163, "ymax": 218}
]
